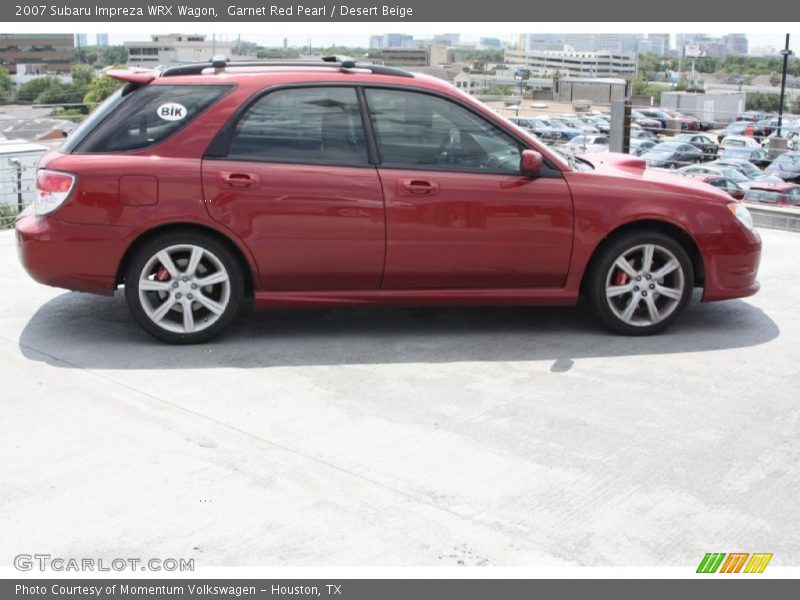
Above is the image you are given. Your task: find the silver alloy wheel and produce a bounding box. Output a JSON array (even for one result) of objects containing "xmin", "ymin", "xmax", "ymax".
[
  {"xmin": 604, "ymin": 243, "xmax": 685, "ymax": 328},
  {"xmin": 137, "ymin": 244, "xmax": 231, "ymax": 335}
]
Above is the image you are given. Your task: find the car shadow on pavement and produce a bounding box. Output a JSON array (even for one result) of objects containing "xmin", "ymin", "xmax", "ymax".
[{"xmin": 17, "ymin": 290, "xmax": 780, "ymax": 370}]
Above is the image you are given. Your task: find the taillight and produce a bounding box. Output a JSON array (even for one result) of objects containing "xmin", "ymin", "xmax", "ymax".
[{"xmin": 35, "ymin": 169, "xmax": 76, "ymax": 216}]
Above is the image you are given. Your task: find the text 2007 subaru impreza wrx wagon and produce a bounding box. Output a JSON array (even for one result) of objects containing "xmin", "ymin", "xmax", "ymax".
[{"xmin": 16, "ymin": 58, "xmax": 761, "ymax": 343}]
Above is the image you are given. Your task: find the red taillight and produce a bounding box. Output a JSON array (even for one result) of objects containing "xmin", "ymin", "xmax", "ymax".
[{"xmin": 34, "ymin": 169, "xmax": 76, "ymax": 216}]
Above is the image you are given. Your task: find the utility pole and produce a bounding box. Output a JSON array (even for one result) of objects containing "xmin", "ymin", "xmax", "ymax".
[{"xmin": 777, "ymin": 34, "xmax": 792, "ymax": 138}]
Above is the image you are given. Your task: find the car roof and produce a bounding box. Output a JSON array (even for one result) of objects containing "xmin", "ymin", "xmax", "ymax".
[{"xmin": 107, "ymin": 59, "xmax": 455, "ymax": 95}]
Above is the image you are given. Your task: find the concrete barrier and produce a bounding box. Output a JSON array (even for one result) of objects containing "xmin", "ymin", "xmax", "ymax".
[{"xmin": 747, "ymin": 203, "xmax": 800, "ymax": 232}]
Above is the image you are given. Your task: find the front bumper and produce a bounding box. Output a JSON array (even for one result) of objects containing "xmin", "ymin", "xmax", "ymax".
[{"xmin": 701, "ymin": 228, "xmax": 762, "ymax": 302}]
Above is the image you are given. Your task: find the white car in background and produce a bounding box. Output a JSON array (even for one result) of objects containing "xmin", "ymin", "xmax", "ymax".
[
  {"xmin": 719, "ymin": 135, "xmax": 762, "ymax": 154},
  {"xmin": 565, "ymin": 134, "xmax": 610, "ymax": 155}
]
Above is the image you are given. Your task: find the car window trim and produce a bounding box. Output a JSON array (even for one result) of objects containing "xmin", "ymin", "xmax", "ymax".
[
  {"xmin": 72, "ymin": 83, "xmax": 236, "ymax": 155},
  {"xmin": 205, "ymin": 81, "xmax": 563, "ymax": 178},
  {"xmin": 204, "ymin": 83, "xmax": 376, "ymax": 167},
  {"xmin": 360, "ymin": 84, "xmax": 563, "ymax": 178}
]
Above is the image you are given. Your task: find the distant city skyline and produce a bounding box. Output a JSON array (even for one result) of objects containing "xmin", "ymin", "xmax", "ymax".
[{"xmin": 100, "ymin": 32, "xmax": 799, "ymax": 55}]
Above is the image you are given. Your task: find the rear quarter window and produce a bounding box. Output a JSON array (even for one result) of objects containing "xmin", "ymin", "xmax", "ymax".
[{"xmin": 75, "ymin": 84, "xmax": 233, "ymax": 153}]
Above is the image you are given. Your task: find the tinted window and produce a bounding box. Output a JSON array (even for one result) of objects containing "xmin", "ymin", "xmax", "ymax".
[
  {"xmin": 227, "ymin": 87, "xmax": 367, "ymax": 166},
  {"xmin": 78, "ymin": 85, "xmax": 231, "ymax": 152},
  {"xmin": 365, "ymin": 89, "xmax": 523, "ymax": 173}
]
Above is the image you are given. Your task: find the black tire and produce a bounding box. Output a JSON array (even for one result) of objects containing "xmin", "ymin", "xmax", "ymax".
[
  {"xmin": 587, "ymin": 230, "xmax": 694, "ymax": 336},
  {"xmin": 124, "ymin": 231, "xmax": 244, "ymax": 344}
]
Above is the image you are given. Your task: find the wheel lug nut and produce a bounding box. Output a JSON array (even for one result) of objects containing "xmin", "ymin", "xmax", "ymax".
[
  {"xmin": 182, "ymin": 276, "xmax": 189, "ymax": 282},
  {"xmin": 187, "ymin": 294, "xmax": 193, "ymax": 300},
  {"xmin": 634, "ymin": 286, "xmax": 639, "ymax": 291},
  {"xmin": 172, "ymin": 282, "xmax": 178, "ymax": 288},
  {"xmin": 175, "ymin": 293, "xmax": 182, "ymax": 299},
  {"xmin": 642, "ymin": 291, "xmax": 647, "ymax": 296},
  {"xmin": 646, "ymin": 274, "xmax": 652, "ymax": 280},
  {"xmin": 636, "ymin": 276, "xmax": 642, "ymax": 281},
  {"xmin": 649, "ymin": 284, "xmax": 655, "ymax": 289},
  {"xmin": 191, "ymin": 283, "xmax": 197, "ymax": 289}
]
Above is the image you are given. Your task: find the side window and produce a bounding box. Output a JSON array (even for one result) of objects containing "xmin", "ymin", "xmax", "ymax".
[
  {"xmin": 365, "ymin": 88, "xmax": 522, "ymax": 173},
  {"xmin": 227, "ymin": 87, "xmax": 367, "ymax": 166},
  {"xmin": 78, "ymin": 85, "xmax": 232, "ymax": 152}
]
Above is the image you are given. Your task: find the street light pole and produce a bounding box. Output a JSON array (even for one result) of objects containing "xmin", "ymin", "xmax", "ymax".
[{"xmin": 777, "ymin": 34, "xmax": 792, "ymax": 138}]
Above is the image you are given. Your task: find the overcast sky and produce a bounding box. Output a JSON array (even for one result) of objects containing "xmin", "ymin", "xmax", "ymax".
[{"xmin": 99, "ymin": 32, "xmax": 798, "ymax": 53}]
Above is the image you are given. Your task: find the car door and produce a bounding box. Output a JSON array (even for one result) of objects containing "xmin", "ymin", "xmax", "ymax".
[
  {"xmin": 202, "ymin": 86, "xmax": 385, "ymax": 291},
  {"xmin": 364, "ymin": 88, "xmax": 573, "ymax": 289}
]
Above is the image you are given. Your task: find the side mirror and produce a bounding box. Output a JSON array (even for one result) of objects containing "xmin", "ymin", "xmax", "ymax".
[{"xmin": 520, "ymin": 149, "xmax": 543, "ymax": 177}]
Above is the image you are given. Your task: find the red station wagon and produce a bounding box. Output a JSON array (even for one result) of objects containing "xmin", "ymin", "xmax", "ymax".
[{"xmin": 16, "ymin": 58, "xmax": 762, "ymax": 343}]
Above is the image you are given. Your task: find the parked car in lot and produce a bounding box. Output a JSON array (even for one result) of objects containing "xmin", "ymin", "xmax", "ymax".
[
  {"xmin": 662, "ymin": 108, "xmax": 700, "ymax": 131},
  {"xmin": 582, "ymin": 115, "xmax": 610, "ymax": 133},
  {"xmin": 710, "ymin": 158, "xmax": 767, "ymax": 180},
  {"xmin": 673, "ymin": 133, "xmax": 719, "ymax": 160},
  {"xmin": 631, "ymin": 110, "xmax": 663, "ymax": 131},
  {"xmin": 686, "ymin": 174, "xmax": 746, "ymax": 199},
  {"xmin": 718, "ymin": 122, "xmax": 764, "ymax": 142},
  {"xmin": 507, "ymin": 117, "xmax": 560, "ymax": 143},
  {"xmin": 539, "ymin": 116, "xmax": 583, "ymax": 141},
  {"xmin": 643, "ymin": 141, "xmax": 704, "ymax": 169},
  {"xmin": 717, "ymin": 146, "xmax": 771, "ymax": 168},
  {"xmin": 744, "ymin": 183, "xmax": 800, "ymax": 206},
  {"xmin": 565, "ymin": 134, "xmax": 610, "ymax": 154},
  {"xmin": 675, "ymin": 164, "xmax": 761, "ymax": 187},
  {"xmin": 736, "ymin": 111, "xmax": 771, "ymax": 123},
  {"xmin": 764, "ymin": 151, "xmax": 800, "ymax": 182},
  {"xmin": 15, "ymin": 58, "xmax": 761, "ymax": 341},
  {"xmin": 629, "ymin": 138, "xmax": 656, "ymax": 156},
  {"xmin": 719, "ymin": 135, "xmax": 762, "ymax": 154},
  {"xmin": 555, "ymin": 116, "xmax": 599, "ymax": 133},
  {"xmin": 636, "ymin": 108, "xmax": 671, "ymax": 129},
  {"xmin": 630, "ymin": 127, "xmax": 658, "ymax": 141}
]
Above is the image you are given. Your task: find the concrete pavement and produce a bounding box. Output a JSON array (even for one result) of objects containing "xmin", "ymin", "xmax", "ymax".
[{"xmin": 0, "ymin": 228, "xmax": 798, "ymax": 567}]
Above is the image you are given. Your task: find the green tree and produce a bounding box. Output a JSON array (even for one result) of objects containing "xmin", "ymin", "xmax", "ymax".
[
  {"xmin": 746, "ymin": 92, "xmax": 783, "ymax": 112},
  {"xmin": 16, "ymin": 76, "xmax": 60, "ymax": 102},
  {"xmin": 71, "ymin": 64, "xmax": 95, "ymax": 86},
  {"xmin": 0, "ymin": 68, "xmax": 13, "ymax": 100},
  {"xmin": 83, "ymin": 74, "xmax": 123, "ymax": 105}
]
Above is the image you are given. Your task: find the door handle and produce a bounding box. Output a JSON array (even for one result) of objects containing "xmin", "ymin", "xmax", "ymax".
[
  {"xmin": 220, "ymin": 172, "xmax": 259, "ymax": 188},
  {"xmin": 397, "ymin": 179, "xmax": 440, "ymax": 197}
]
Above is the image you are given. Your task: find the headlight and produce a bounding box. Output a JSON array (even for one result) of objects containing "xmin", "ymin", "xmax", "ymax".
[{"xmin": 727, "ymin": 201, "xmax": 754, "ymax": 231}]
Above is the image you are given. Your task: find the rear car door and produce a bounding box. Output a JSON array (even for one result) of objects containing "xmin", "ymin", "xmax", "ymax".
[
  {"xmin": 364, "ymin": 88, "xmax": 573, "ymax": 289},
  {"xmin": 202, "ymin": 86, "xmax": 385, "ymax": 290}
]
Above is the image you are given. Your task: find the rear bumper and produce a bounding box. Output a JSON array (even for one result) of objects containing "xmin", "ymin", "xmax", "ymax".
[
  {"xmin": 701, "ymin": 228, "xmax": 762, "ymax": 302},
  {"xmin": 15, "ymin": 211, "xmax": 129, "ymax": 295}
]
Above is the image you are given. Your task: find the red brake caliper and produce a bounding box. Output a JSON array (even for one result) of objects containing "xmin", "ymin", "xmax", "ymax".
[
  {"xmin": 155, "ymin": 266, "xmax": 170, "ymax": 281},
  {"xmin": 614, "ymin": 270, "xmax": 628, "ymax": 286}
]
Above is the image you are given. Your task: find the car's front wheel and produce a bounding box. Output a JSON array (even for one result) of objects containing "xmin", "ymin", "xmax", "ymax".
[
  {"xmin": 124, "ymin": 231, "xmax": 244, "ymax": 344},
  {"xmin": 587, "ymin": 231, "xmax": 694, "ymax": 335}
]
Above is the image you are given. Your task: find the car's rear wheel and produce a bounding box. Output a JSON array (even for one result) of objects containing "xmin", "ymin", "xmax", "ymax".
[
  {"xmin": 588, "ymin": 231, "xmax": 694, "ymax": 335},
  {"xmin": 125, "ymin": 232, "xmax": 244, "ymax": 344}
]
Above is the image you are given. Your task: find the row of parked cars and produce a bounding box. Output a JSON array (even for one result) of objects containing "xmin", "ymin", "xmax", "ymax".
[{"xmin": 508, "ymin": 108, "xmax": 800, "ymax": 208}]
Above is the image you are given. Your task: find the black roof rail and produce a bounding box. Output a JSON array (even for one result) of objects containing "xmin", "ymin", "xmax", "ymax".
[{"xmin": 160, "ymin": 56, "xmax": 414, "ymax": 78}]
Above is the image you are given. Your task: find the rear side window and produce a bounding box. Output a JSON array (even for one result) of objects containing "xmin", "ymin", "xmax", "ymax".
[
  {"xmin": 226, "ymin": 87, "xmax": 368, "ymax": 166},
  {"xmin": 76, "ymin": 84, "xmax": 232, "ymax": 153}
]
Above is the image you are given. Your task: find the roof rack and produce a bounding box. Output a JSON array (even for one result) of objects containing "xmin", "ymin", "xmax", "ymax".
[{"xmin": 160, "ymin": 55, "xmax": 414, "ymax": 78}]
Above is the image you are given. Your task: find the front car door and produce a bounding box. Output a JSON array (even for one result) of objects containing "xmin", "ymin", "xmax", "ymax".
[
  {"xmin": 202, "ymin": 86, "xmax": 385, "ymax": 291},
  {"xmin": 364, "ymin": 88, "xmax": 573, "ymax": 289}
]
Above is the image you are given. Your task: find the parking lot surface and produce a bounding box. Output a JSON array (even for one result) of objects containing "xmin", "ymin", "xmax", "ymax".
[{"xmin": 1, "ymin": 227, "xmax": 798, "ymax": 567}]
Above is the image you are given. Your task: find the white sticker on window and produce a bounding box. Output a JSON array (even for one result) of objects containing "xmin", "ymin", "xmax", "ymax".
[{"xmin": 156, "ymin": 102, "xmax": 187, "ymax": 121}]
